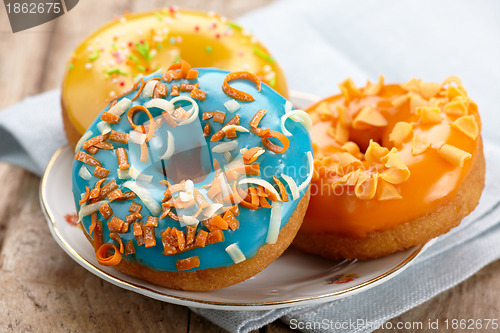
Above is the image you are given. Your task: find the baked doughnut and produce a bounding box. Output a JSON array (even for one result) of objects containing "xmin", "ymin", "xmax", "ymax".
[
  {"xmin": 294, "ymin": 76, "xmax": 485, "ymax": 259},
  {"xmin": 62, "ymin": 8, "xmax": 287, "ymax": 148},
  {"xmin": 72, "ymin": 62, "xmax": 313, "ymax": 291}
]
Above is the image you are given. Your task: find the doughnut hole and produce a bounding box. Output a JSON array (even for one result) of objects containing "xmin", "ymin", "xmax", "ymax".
[
  {"xmin": 132, "ymin": 107, "xmax": 213, "ymax": 184},
  {"xmin": 158, "ymin": 145, "xmax": 212, "ymax": 184},
  {"xmin": 348, "ymin": 127, "xmax": 384, "ymax": 153}
]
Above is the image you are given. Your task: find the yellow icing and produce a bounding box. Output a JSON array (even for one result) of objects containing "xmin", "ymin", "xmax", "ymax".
[{"xmin": 62, "ymin": 9, "xmax": 288, "ymax": 136}]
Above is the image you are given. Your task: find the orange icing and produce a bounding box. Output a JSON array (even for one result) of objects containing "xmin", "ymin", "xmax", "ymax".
[
  {"xmin": 303, "ymin": 77, "xmax": 481, "ymax": 237},
  {"xmin": 62, "ymin": 9, "xmax": 288, "ymax": 136}
]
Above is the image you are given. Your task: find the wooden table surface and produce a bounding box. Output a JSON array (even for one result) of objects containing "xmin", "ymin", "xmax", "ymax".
[{"xmin": 0, "ymin": 1, "xmax": 498, "ymax": 332}]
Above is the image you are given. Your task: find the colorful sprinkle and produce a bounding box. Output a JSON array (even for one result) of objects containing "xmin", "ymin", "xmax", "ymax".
[
  {"xmin": 269, "ymin": 76, "xmax": 276, "ymax": 87},
  {"xmin": 85, "ymin": 63, "xmax": 92, "ymax": 69},
  {"xmin": 136, "ymin": 42, "xmax": 153, "ymax": 61},
  {"xmin": 68, "ymin": 64, "xmax": 74, "ymax": 70},
  {"xmin": 137, "ymin": 65, "xmax": 146, "ymax": 72},
  {"xmin": 156, "ymin": 44, "xmax": 163, "ymax": 50},
  {"xmin": 253, "ymin": 48, "xmax": 275, "ymax": 63},
  {"xmin": 205, "ymin": 46, "xmax": 213, "ymax": 53},
  {"xmin": 155, "ymin": 12, "xmax": 163, "ymax": 21},
  {"xmin": 111, "ymin": 51, "xmax": 122, "ymax": 64},
  {"xmin": 128, "ymin": 54, "xmax": 139, "ymax": 63},
  {"xmin": 107, "ymin": 68, "xmax": 127, "ymax": 75},
  {"xmin": 228, "ymin": 22, "xmax": 242, "ymax": 30},
  {"xmin": 173, "ymin": 55, "xmax": 181, "ymax": 64}
]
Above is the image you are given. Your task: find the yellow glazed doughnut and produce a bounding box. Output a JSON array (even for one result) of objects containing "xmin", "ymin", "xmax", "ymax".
[
  {"xmin": 62, "ymin": 8, "xmax": 287, "ymax": 148},
  {"xmin": 294, "ymin": 76, "xmax": 485, "ymax": 259}
]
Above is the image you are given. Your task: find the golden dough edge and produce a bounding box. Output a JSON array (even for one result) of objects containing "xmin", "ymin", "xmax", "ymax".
[
  {"xmin": 293, "ymin": 138, "xmax": 485, "ymax": 260},
  {"xmin": 61, "ymin": 96, "xmax": 80, "ymax": 150},
  {"xmin": 86, "ymin": 188, "xmax": 310, "ymax": 291}
]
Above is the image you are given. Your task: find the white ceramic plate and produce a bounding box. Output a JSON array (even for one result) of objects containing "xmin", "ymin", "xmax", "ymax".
[{"xmin": 40, "ymin": 91, "xmax": 429, "ymax": 310}]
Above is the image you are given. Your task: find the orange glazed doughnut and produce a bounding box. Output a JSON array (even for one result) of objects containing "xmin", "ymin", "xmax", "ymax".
[
  {"xmin": 62, "ymin": 8, "xmax": 287, "ymax": 148},
  {"xmin": 294, "ymin": 76, "xmax": 485, "ymax": 259},
  {"xmin": 72, "ymin": 63, "xmax": 313, "ymax": 291}
]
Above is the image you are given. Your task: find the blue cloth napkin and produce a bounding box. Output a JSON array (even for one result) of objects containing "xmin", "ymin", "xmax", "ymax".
[
  {"xmin": 1, "ymin": 1, "xmax": 499, "ymax": 332},
  {"xmin": 0, "ymin": 89, "xmax": 63, "ymax": 175}
]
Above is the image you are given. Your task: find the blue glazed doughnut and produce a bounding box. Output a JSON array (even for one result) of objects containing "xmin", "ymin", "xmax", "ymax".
[{"xmin": 72, "ymin": 62, "xmax": 312, "ymax": 290}]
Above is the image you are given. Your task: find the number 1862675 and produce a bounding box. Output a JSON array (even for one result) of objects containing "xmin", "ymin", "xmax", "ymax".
[{"xmin": 5, "ymin": 2, "xmax": 62, "ymax": 14}]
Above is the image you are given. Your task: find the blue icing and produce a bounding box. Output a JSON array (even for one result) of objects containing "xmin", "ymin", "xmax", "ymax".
[{"xmin": 72, "ymin": 68, "xmax": 312, "ymax": 272}]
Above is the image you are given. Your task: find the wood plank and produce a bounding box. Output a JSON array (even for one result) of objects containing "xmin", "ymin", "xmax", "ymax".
[
  {"xmin": 0, "ymin": 164, "xmax": 26, "ymax": 252},
  {"xmin": 0, "ymin": 5, "xmax": 55, "ymax": 108},
  {"xmin": 129, "ymin": 0, "xmax": 275, "ymax": 17},
  {"xmin": 0, "ymin": 3, "xmax": 54, "ymax": 275}
]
